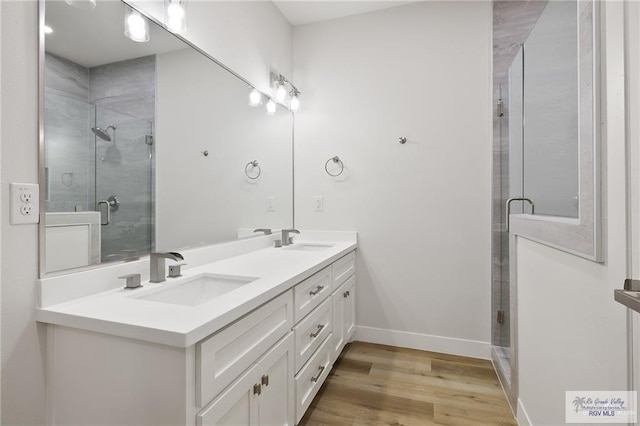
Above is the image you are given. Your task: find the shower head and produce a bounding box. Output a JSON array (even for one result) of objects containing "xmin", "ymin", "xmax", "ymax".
[{"xmin": 91, "ymin": 125, "xmax": 116, "ymax": 142}]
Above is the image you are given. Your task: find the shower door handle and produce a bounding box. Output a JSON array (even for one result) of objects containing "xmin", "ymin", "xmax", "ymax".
[
  {"xmin": 97, "ymin": 200, "xmax": 111, "ymax": 225},
  {"xmin": 506, "ymin": 197, "xmax": 534, "ymax": 232}
]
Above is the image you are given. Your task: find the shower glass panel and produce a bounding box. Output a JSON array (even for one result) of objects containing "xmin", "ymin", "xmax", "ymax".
[{"xmin": 93, "ymin": 106, "xmax": 153, "ymax": 262}]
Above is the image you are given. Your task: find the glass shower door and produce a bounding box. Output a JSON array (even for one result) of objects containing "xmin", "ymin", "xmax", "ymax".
[{"xmin": 93, "ymin": 106, "xmax": 153, "ymax": 262}]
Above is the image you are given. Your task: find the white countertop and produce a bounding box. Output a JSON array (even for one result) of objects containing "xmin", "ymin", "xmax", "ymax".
[{"xmin": 36, "ymin": 239, "xmax": 357, "ymax": 348}]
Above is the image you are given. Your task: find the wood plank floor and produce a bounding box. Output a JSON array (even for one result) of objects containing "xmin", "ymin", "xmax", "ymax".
[{"xmin": 299, "ymin": 342, "xmax": 517, "ymax": 426}]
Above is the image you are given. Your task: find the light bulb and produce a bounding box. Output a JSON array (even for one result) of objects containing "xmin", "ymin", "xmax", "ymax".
[
  {"xmin": 290, "ymin": 94, "xmax": 300, "ymax": 112},
  {"xmin": 166, "ymin": 0, "xmax": 186, "ymax": 34},
  {"xmin": 276, "ymin": 84, "xmax": 287, "ymax": 103},
  {"xmin": 125, "ymin": 9, "xmax": 149, "ymax": 42},
  {"xmin": 249, "ymin": 88, "xmax": 262, "ymax": 106},
  {"xmin": 266, "ymin": 99, "xmax": 276, "ymax": 116}
]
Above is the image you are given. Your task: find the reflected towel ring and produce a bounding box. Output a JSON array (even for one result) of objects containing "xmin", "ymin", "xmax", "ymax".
[
  {"xmin": 325, "ymin": 156, "xmax": 344, "ymax": 177},
  {"xmin": 245, "ymin": 160, "xmax": 261, "ymax": 179}
]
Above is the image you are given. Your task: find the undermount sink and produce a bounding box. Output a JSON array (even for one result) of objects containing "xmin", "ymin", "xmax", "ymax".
[
  {"xmin": 131, "ymin": 273, "xmax": 258, "ymax": 307},
  {"xmin": 283, "ymin": 243, "xmax": 335, "ymax": 252}
]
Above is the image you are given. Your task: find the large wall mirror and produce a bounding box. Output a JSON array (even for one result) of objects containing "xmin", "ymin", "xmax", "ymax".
[
  {"xmin": 39, "ymin": 0, "xmax": 293, "ymax": 275},
  {"xmin": 507, "ymin": 0, "xmax": 601, "ymax": 261}
]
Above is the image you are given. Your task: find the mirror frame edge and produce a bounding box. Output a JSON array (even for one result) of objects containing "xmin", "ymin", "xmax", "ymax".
[
  {"xmin": 37, "ymin": 0, "xmax": 295, "ymax": 279},
  {"xmin": 509, "ymin": 0, "xmax": 603, "ymax": 263}
]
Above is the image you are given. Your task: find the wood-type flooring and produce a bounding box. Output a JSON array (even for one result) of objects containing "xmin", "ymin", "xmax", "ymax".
[{"xmin": 299, "ymin": 342, "xmax": 517, "ymax": 426}]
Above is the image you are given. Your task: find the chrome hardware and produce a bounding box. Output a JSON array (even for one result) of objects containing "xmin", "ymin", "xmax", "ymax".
[
  {"xmin": 253, "ymin": 384, "xmax": 261, "ymax": 395},
  {"xmin": 497, "ymin": 98, "xmax": 504, "ymax": 117},
  {"xmin": 245, "ymin": 160, "xmax": 261, "ymax": 179},
  {"xmin": 505, "ymin": 197, "xmax": 535, "ymax": 232},
  {"xmin": 310, "ymin": 324, "xmax": 325, "ymax": 338},
  {"xmin": 254, "ymin": 228, "xmax": 272, "ymax": 235},
  {"xmin": 97, "ymin": 200, "xmax": 111, "ymax": 225},
  {"xmin": 399, "ymin": 136, "xmax": 407, "ymax": 144},
  {"xmin": 274, "ymin": 239, "xmax": 283, "ymax": 248},
  {"xmin": 107, "ymin": 195, "xmax": 120, "ymax": 211},
  {"xmin": 311, "ymin": 365, "xmax": 326, "ymax": 383},
  {"xmin": 261, "ymin": 375, "xmax": 269, "ymax": 387},
  {"xmin": 325, "ymin": 156, "xmax": 344, "ymax": 177},
  {"xmin": 309, "ymin": 285, "xmax": 324, "ymax": 296},
  {"xmin": 281, "ymin": 229, "xmax": 300, "ymax": 246},
  {"xmin": 201, "ymin": 150, "xmax": 209, "ymax": 157},
  {"xmin": 145, "ymin": 135, "xmax": 154, "ymax": 145},
  {"xmin": 150, "ymin": 252, "xmax": 184, "ymax": 283},
  {"xmin": 168, "ymin": 263, "xmax": 186, "ymax": 278},
  {"xmin": 343, "ymin": 290, "xmax": 350, "ymax": 298},
  {"xmin": 497, "ymin": 310, "xmax": 505, "ymax": 325},
  {"xmin": 288, "ymin": 236, "xmax": 295, "ymax": 245},
  {"xmin": 119, "ymin": 273, "xmax": 142, "ymax": 290}
]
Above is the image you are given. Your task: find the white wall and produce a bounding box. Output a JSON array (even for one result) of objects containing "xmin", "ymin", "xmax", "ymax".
[
  {"xmin": 516, "ymin": 2, "xmax": 630, "ymax": 424},
  {"xmin": 155, "ymin": 48, "xmax": 293, "ymax": 250},
  {"xmin": 0, "ymin": 1, "xmax": 292, "ymax": 423},
  {"xmin": 1, "ymin": 1, "xmax": 46, "ymax": 424},
  {"xmin": 130, "ymin": 0, "xmax": 292, "ymax": 95},
  {"xmin": 293, "ymin": 1, "xmax": 493, "ymax": 358}
]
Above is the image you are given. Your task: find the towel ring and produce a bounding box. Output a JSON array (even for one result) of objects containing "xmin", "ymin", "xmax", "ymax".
[
  {"xmin": 245, "ymin": 160, "xmax": 261, "ymax": 179},
  {"xmin": 325, "ymin": 156, "xmax": 344, "ymax": 177}
]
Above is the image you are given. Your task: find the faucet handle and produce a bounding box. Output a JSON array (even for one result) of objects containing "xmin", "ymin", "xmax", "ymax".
[
  {"xmin": 119, "ymin": 273, "xmax": 142, "ymax": 290},
  {"xmin": 168, "ymin": 263, "xmax": 186, "ymax": 278},
  {"xmin": 254, "ymin": 228, "xmax": 272, "ymax": 235}
]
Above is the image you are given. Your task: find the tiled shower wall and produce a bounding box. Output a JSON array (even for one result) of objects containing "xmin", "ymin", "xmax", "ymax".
[{"xmin": 44, "ymin": 53, "xmax": 155, "ymax": 261}]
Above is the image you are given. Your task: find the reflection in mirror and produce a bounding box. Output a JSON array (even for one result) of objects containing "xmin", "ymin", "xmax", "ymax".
[
  {"xmin": 523, "ymin": 0, "xmax": 579, "ymax": 218},
  {"xmin": 42, "ymin": 0, "xmax": 293, "ymax": 274}
]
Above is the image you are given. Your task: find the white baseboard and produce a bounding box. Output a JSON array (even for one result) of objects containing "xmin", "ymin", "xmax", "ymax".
[
  {"xmin": 354, "ymin": 325, "xmax": 491, "ymax": 360},
  {"xmin": 517, "ymin": 398, "xmax": 533, "ymax": 426}
]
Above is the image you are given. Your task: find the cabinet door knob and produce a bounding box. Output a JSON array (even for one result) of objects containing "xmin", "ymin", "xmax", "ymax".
[
  {"xmin": 310, "ymin": 323, "xmax": 325, "ymax": 338},
  {"xmin": 261, "ymin": 374, "xmax": 269, "ymax": 387},
  {"xmin": 253, "ymin": 383, "xmax": 261, "ymax": 395},
  {"xmin": 343, "ymin": 290, "xmax": 350, "ymax": 298}
]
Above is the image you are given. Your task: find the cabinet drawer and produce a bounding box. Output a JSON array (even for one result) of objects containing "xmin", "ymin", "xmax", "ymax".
[
  {"xmin": 196, "ymin": 290, "xmax": 293, "ymax": 407},
  {"xmin": 294, "ymin": 298, "xmax": 332, "ymax": 372},
  {"xmin": 332, "ymin": 251, "xmax": 355, "ymax": 288},
  {"xmin": 295, "ymin": 333, "xmax": 332, "ymax": 424},
  {"xmin": 294, "ymin": 267, "xmax": 332, "ymax": 323}
]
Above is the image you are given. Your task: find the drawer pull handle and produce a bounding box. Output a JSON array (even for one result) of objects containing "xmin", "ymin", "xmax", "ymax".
[
  {"xmin": 309, "ymin": 285, "xmax": 325, "ymax": 296},
  {"xmin": 343, "ymin": 290, "xmax": 350, "ymax": 298},
  {"xmin": 253, "ymin": 383, "xmax": 261, "ymax": 395},
  {"xmin": 310, "ymin": 323, "xmax": 325, "ymax": 338},
  {"xmin": 261, "ymin": 374, "xmax": 269, "ymax": 387},
  {"xmin": 311, "ymin": 365, "xmax": 326, "ymax": 383}
]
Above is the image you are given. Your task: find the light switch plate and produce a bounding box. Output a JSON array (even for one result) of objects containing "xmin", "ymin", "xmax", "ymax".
[{"xmin": 11, "ymin": 183, "xmax": 40, "ymax": 225}]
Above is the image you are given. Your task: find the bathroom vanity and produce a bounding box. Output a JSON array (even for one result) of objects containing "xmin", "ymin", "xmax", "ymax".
[{"xmin": 37, "ymin": 232, "xmax": 356, "ymax": 425}]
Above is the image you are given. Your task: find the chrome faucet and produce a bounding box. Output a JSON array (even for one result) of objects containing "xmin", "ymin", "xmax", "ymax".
[
  {"xmin": 253, "ymin": 228, "xmax": 272, "ymax": 235},
  {"xmin": 149, "ymin": 252, "xmax": 184, "ymax": 283},
  {"xmin": 281, "ymin": 229, "xmax": 300, "ymax": 246}
]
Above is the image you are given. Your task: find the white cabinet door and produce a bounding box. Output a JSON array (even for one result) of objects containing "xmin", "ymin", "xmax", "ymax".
[
  {"xmin": 197, "ymin": 363, "xmax": 260, "ymax": 426},
  {"xmin": 343, "ymin": 275, "xmax": 356, "ymax": 340},
  {"xmin": 331, "ymin": 282, "xmax": 346, "ymax": 363},
  {"xmin": 257, "ymin": 334, "xmax": 295, "ymax": 426}
]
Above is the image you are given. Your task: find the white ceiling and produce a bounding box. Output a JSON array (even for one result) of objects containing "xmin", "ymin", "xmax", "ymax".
[{"xmin": 273, "ymin": 1, "xmax": 419, "ymax": 26}]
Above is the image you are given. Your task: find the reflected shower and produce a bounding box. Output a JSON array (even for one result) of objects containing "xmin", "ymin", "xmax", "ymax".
[{"xmin": 91, "ymin": 125, "xmax": 116, "ymax": 142}]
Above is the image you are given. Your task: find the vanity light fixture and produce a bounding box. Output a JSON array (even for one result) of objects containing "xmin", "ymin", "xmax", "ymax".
[
  {"xmin": 124, "ymin": 7, "xmax": 150, "ymax": 43},
  {"xmin": 249, "ymin": 87, "xmax": 262, "ymax": 106},
  {"xmin": 270, "ymin": 72, "xmax": 301, "ymax": 113},
  {"xmin": 266, "ymin": 99, "xmax": 277, "ymax": 116},
  {"xmin": 165, "ymin": 0, "xmax": 187, "ymax": 34},
  {"xmin": 290, "ymin": 89, "xmax": 300, "ymax": 112}
]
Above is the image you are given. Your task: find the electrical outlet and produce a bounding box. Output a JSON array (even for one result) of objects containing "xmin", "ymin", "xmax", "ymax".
[
  {"xmin": 266, "ymin": 196, "xmax": 275, "ymax": 212},
  {"xmin": 314, "ymin": 196, "xmax": 324, "ymax": 212},
  {"xmin": 11, "ymin": 183, "xmax": 39, "ymax": 225}
]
